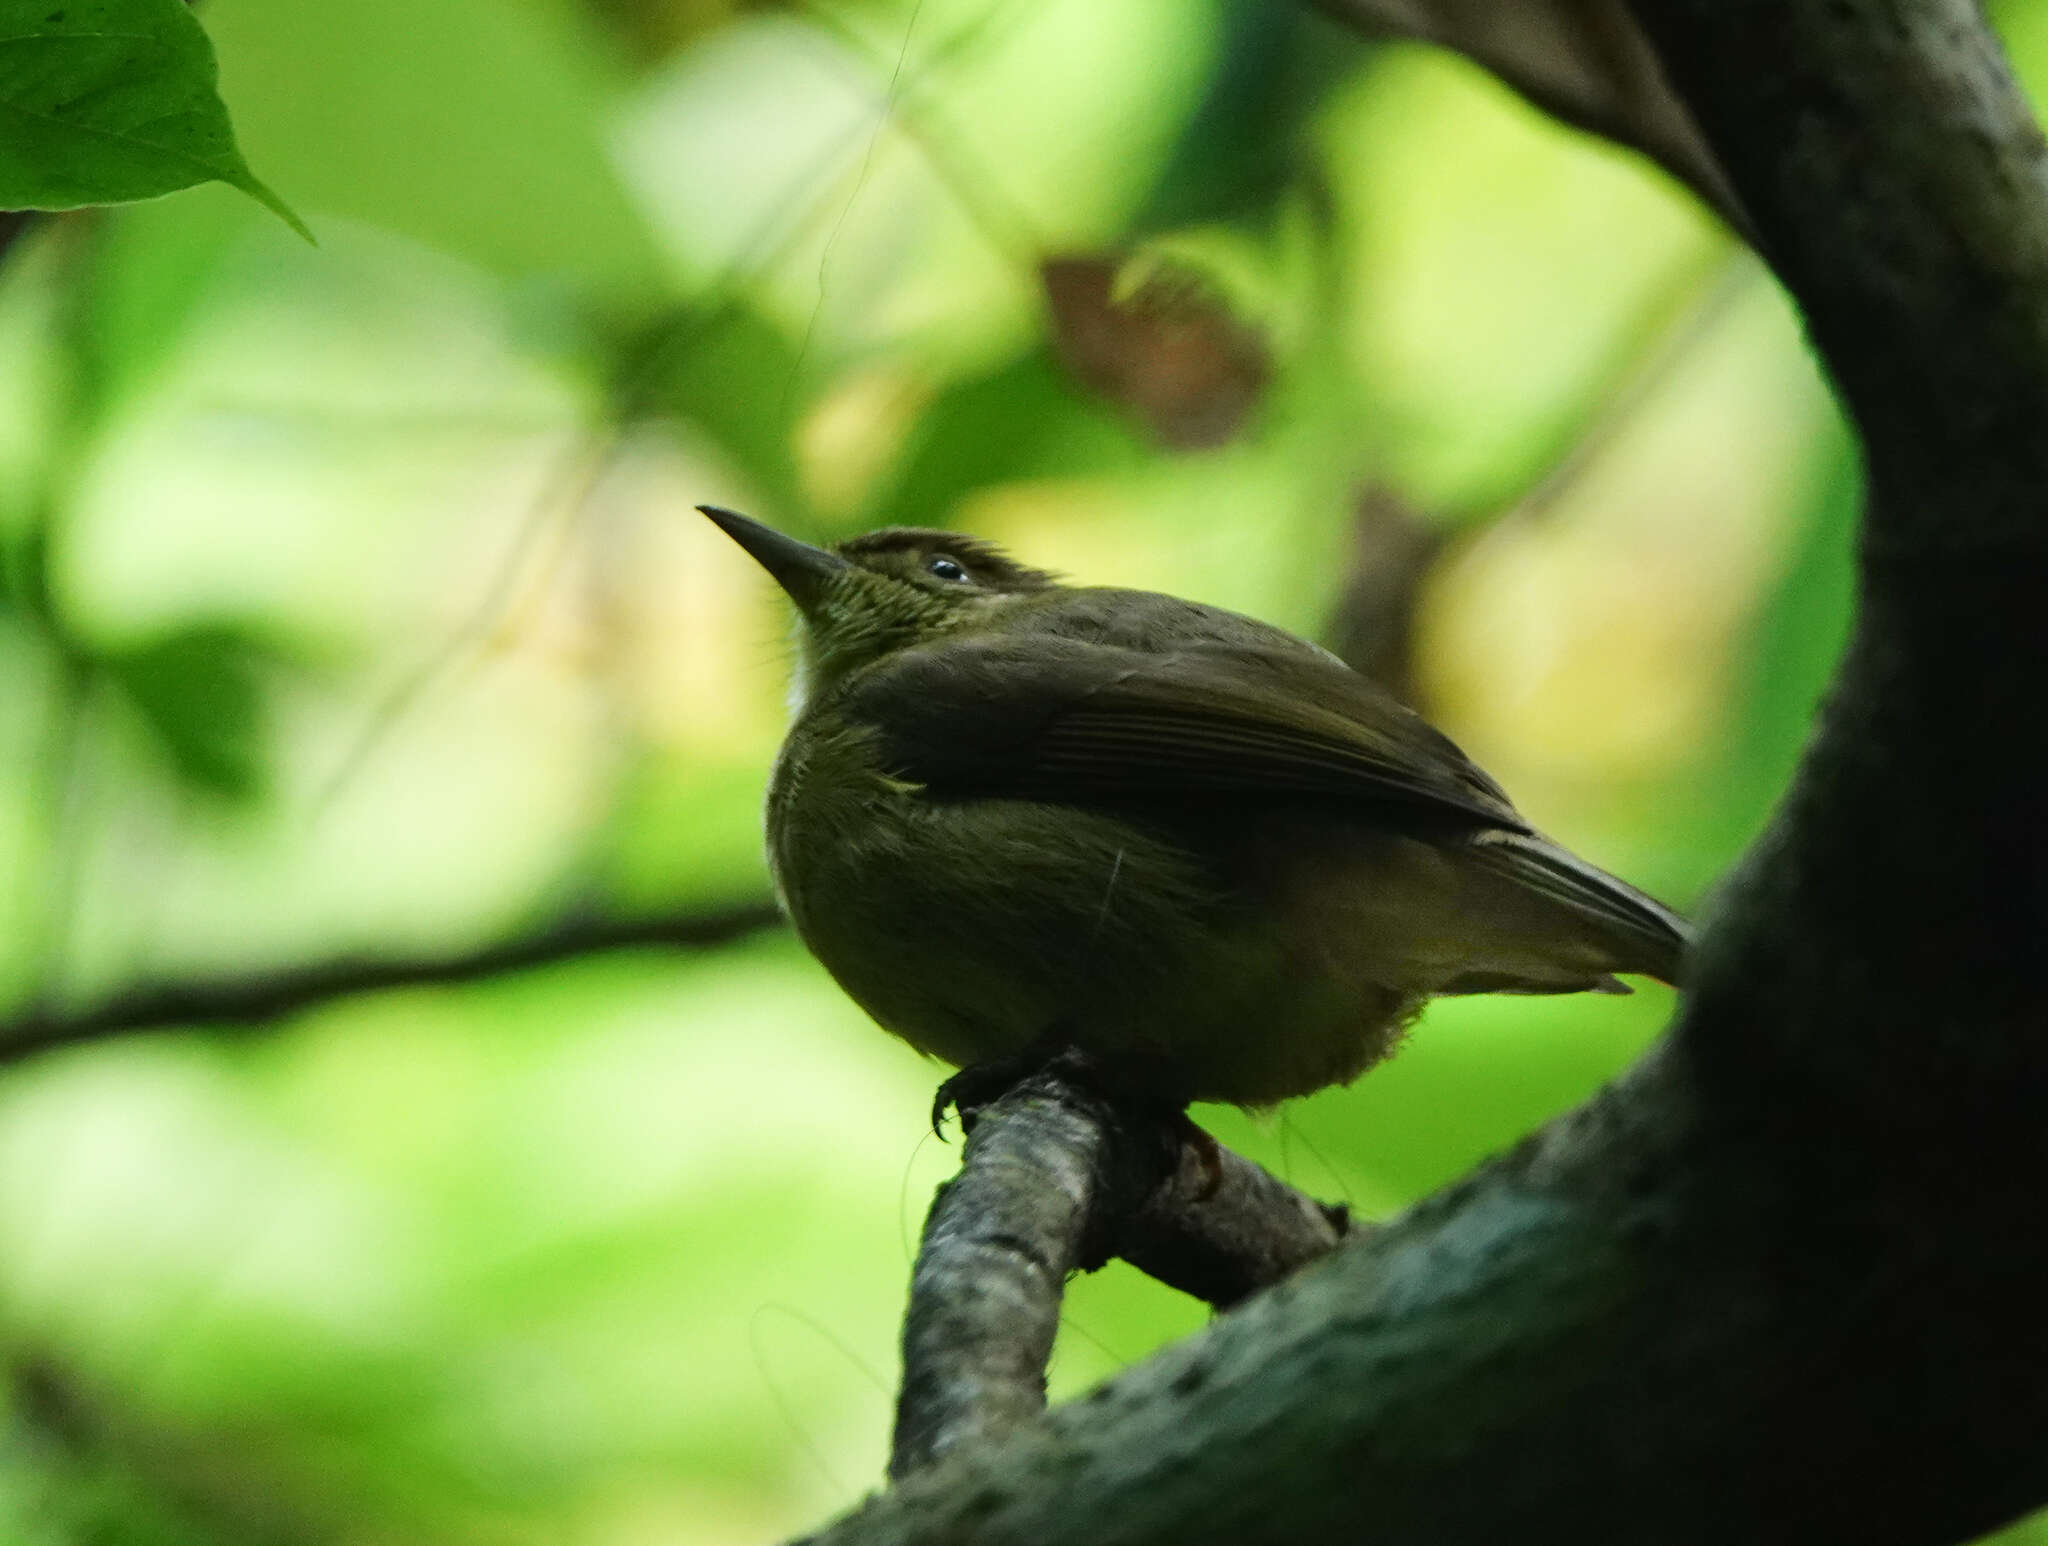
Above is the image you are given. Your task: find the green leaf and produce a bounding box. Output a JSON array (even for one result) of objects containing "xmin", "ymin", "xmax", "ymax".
[
  {"xmin": 103, "ymin": 622, "xmax": 273, "ymax": 802},
  {"xmin": 634, "ymin": 302, "xmax": 809, "ymax": 520},
  {"xmin": 0, "ymin": 0, "xmax": 308, "ymax": 237}
]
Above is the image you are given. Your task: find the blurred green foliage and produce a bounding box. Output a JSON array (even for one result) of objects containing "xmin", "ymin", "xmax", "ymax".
[
  {"xmin": 100, "ymin": 624, "xmax": 274, "ymax": 804},
  {"xmin": 0, "ymin": 1, "xmax": 2044, "ymax": 1543}
]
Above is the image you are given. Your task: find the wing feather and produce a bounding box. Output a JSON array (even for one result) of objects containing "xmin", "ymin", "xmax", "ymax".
[
  {"xmin": 1467, "ymin": 834, "xmax": 1692, "ymax": 983},
  {"xmin": 839, "ymin": 627, "xmax": 1528, "ymax": 833}
]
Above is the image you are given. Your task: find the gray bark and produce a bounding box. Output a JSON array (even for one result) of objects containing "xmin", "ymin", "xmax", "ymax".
[
  {"xmin": 890, "ymin": 1074, "xmax": 1346, "ymax": 1479},
  {"xmin": 795, "ymin": 2, "xmax": 2048, "ymax": 1542}
]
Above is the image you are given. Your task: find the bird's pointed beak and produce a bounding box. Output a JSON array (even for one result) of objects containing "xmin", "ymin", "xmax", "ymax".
[{"xmin": 698, "ymin": 505, "xmax": 849, "ymax": 615}]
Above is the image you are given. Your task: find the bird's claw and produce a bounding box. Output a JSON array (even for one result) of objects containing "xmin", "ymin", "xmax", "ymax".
[
  {"xmin": 930, "ymin": 1043, "xmax": 1194, "ymax": 1141},
  {"xmin": 930, "ymin": 1052, "xmax": 1053, "ymax": 1139}
]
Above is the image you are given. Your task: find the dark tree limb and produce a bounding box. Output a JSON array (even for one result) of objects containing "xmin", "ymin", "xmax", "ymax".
[
  {"xmin": 889, "ymin": 1070, "xmax": 1346, "ymax": 1480},
  {"xmin": 792, "ymin": 2, "xmax": 2048, "ymax": 1542},
  {"xmin": 0, "ymin": 899, "xmax": 782, "ymax": 1065},
  {"xmin": 1307, "ymin": 0, "xmax": 1750, "ymax": 236},
  {"xmin": 1632, "ymin": 2, "xmax": 2048, "ymax": 559}
]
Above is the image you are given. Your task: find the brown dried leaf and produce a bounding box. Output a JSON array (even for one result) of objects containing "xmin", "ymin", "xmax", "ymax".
[
  {"xmin": 1309, "ymin": 0, "xmax": 1749, "ymax": 237},
  {"xmin": 1041, "ymin": 256, "xmax": 1271, "ymax": 451}
]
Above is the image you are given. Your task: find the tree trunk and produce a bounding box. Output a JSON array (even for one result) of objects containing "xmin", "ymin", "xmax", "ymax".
[{"xmin": 796, "ymin": 2, "xmax": 2048, "ymax": 1541}]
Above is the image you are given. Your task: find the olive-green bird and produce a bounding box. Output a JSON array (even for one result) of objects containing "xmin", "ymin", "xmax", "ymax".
[{"xmin": 702, "ymin": 505, "xmax": 1689, "ymax": 1111}]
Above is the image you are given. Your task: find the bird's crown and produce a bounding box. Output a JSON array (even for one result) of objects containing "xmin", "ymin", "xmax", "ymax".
[{"xmin": 834, "ymin": 527, "xmax": 1060, "ymax": 596}]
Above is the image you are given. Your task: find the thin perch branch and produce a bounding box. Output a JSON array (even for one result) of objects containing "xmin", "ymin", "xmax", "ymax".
[
  {"xmin": 891, "ymin": 1080, "xmax": 1108, "ymax": 1480},
  {"xmin": 890, "ymin": 1069, "xmax": 1346, "ymax": 1479}
]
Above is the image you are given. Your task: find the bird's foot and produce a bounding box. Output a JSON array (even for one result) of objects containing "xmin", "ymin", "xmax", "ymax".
[
  {"xmin": 929, "ymin": 1048, "xmax": 1052, "ymax": 1138},
  {"xmin": 931, "ymin": 1042, "xmax": 1191, "ymax": 1140}
]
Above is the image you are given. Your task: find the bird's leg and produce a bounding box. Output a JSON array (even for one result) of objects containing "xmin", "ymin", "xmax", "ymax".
[
  {"xmin": 931, "ymin": 1039, "xmax": 1192, "ymax": 1139},
  {"xmin": 1173, "ymin": 1115, "xmax": 1226, "ymax": 1202}
]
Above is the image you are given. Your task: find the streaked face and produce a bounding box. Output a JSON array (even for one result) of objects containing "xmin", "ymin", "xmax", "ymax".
[{"xmin": 789, "ymin": 529, "xmax": 1056, "ymax": 700}]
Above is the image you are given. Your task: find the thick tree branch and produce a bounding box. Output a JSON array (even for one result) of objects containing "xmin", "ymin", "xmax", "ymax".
[
  {"xmin": 1622, "ymin": 0, "xmax": 2048, "ymax": 1117},
  {"xmin": 792, "ymin": 3, "xmax": 2048, "ymax": 1542},
  {"xmin": 1306, "ymin": 0, "xmax": 1749, "ymax": 235},
  {"xmin": 0, "ymin": 899, "xmax": 782, "ymax": 1064},
  {"xmin": 1632, "ymin": 2, "xmax": 2048, "ymax": 553}
]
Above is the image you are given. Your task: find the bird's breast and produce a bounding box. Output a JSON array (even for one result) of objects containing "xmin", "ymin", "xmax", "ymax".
[{"xmin": 762, "ymin": 725, "xmax": 1423, "ymax": 1101}]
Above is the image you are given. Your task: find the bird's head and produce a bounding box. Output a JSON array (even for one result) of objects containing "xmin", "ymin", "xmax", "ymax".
[{"xmin": 699, "ymin": 506, "xmax": 1057, "ymax": 699}]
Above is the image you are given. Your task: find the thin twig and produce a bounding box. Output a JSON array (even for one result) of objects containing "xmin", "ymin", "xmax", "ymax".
[{"xmin": 0, "ymin": 899, "xmax": 782, "ymax": 1064}]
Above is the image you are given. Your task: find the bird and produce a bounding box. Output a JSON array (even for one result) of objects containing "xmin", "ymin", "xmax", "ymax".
[{"xmin": 700, "ymin": 505, "xmax": 1689, "ymax": 1117}]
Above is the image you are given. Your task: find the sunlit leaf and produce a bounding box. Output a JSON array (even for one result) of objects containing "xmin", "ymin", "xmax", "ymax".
[
  {"xmin": 0, "ymin": 0, "xmax": 306, "ymax": 236},
  {"xmin": 1331, "ymin": 47, "xmax": 1724, "ymax": 515}
]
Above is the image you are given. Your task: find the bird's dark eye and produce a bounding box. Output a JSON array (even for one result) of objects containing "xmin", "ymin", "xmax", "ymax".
[{"xmin": 926, "ymin": 554, "xmax": 969, "ymax": 583}]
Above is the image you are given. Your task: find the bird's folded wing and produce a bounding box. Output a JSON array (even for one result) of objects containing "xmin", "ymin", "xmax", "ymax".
[
  {"xmin": 840, "ymin": 633, "xmax": 1529, "ymax": 833},
  {"xmin": 1465, "ymin": 833, "xmax": 1692, "ymax": 982}
]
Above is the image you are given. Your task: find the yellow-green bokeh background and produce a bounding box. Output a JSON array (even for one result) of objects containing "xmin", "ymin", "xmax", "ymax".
[{"xmin": 0, "ymin": 2, "xmax": 2032, "ymax": 1542}]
